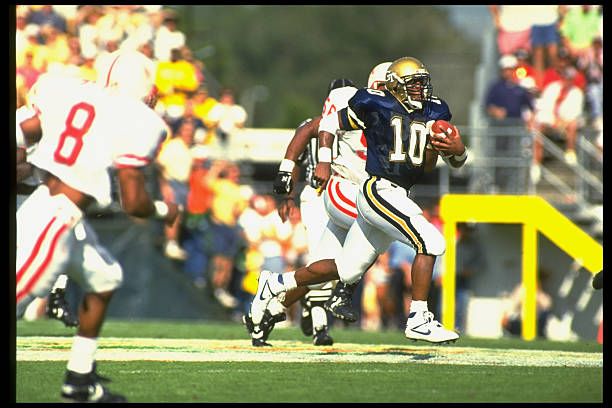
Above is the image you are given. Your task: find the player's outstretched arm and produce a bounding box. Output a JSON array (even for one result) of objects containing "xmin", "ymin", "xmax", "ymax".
[
  {"xmin": 285, "ymin": 116, "xmax": 321, "ymax": 162},
  {"xmin": 313, "ymin": 129, "xmax": 334, "ymax": 192},
  {"xmin": 313, "ymin": 109, "xmax": 346, "ymax": 192},
  {"xmin": 273, "ymin": 116, "xmax": 321, "ymax": 196}
]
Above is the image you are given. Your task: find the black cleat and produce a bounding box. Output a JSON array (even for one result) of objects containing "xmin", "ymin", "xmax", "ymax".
[
  {"xmin": 61, "ymin": 370, "xmax": 127, "ymax": 403},
  {"xmin": 251, "ymin": 338, "xmax": 273, "ymax": 347},
  {"xmin": 243, "ymin": 309, "xmax": 286, "ymax": 346},
  {"xmin": 324, "ymin": 281, "xmax": 359, "ymax": 323},
  {"xmin": 300, "ymin": 298, "xmax": 313, "ymax": 336},
  {"xmin": 313, "ymin": 326, "xmax": 334, "ymax": 346},
  {"xmin": 46, "ymin": 289, "xmax": 79, "ymax": 327},
  {"xmin": 592, "ymin": 270, "xmax": 603, "ymax": 290}
]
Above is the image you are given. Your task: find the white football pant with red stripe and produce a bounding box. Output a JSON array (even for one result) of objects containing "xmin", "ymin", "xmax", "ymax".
[
  {"xmin": 323, "ymin": 175, "xmax": 358, "ymax": 231},
  {"xmin": 16, "ymin": 185, "xmax": 123, "ymax": 317}
]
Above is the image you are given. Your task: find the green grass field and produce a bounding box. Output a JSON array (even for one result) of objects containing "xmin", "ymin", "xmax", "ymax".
[{"xmin": 15, "ymin": 319, "xmax": 603, "ymax": 403}]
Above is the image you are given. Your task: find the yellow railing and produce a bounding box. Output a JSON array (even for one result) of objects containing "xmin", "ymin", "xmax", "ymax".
[{"xmin": 439, "ymin": 194, "xmax": 603, "ymax": 341}]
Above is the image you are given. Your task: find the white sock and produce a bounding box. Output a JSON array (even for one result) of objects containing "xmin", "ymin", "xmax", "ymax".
[
  {"xmin": 281, "ymin": 271, "xmax": 298, "ymax": 292},
  {"xmin": 410, "ymin": 300, "xmax": 429, "ymax": 315},
  {"xmin": 311, "ymin": 305, "xmax": 328, "ymax": 330},
  {"xmin": 67, "ymin": 336, "xmax": 97, "ymax": 374}
]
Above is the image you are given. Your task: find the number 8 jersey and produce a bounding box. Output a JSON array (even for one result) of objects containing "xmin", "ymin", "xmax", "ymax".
[
  {"xmin": 339, "ymin": 88, "xmax": 451, "ymax": 191},
  {"xmin": 26, "ymin": 74, "xmax": 168, "ymax": 207}
]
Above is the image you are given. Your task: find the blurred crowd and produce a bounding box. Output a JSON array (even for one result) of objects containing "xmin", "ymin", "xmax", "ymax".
[
  {"xmin": 13, "ymin": 5, "xmax": 449, "ymax": 332},
  {"xmin": 486, "ymin": 5, "xmax": 602, "ymax": 186},
  {"xmin": 17, "ymin": 5, "xmax": 582, "ymax": 336},
  {"xmin": 16, "ymin": 5, "xmax": 247, "ymax": 150}
]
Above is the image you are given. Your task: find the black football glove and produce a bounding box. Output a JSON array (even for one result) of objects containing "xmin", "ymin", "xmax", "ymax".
[{"xmin": 273, "ymin": 171, "xmax": 293, "ymax": 194}]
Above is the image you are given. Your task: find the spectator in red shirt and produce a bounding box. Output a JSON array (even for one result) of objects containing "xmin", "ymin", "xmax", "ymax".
[{"xmin": 540, "ymin": 48, "xmax": 586, "ymax": 91}]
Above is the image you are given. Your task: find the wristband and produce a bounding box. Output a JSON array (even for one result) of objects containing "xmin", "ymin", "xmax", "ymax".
[
  {"xmin": 154, "ymin": 200, "xmax": 169, "ymax": 219},
  {"xmin": 453, "ymin": 148, "xmax": 468, "ymax": 162},
  {"xmin": 279, "ymin": 158, "xmax": 295, "ymax": 173},
  {"xmin": 318, "ymin": 147, "xmax": 332, "ymax": 163}
]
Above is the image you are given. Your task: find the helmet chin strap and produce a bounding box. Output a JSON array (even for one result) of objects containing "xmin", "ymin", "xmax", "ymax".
[{"xmin": 406, "ymin": 96, "xmax": 423, "ymax": 110}]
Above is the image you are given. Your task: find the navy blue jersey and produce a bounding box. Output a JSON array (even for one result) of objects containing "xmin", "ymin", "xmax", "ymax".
[{"xmin": 338, "ymin": 88, "xmax": 451, "ymax": 190}]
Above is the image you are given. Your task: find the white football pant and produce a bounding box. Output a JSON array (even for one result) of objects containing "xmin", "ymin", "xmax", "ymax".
[
  {"xmin": 16, "ymin": 185, "xmax": 123, "ymax": 317},
  {"xmin": 336, "ymin": 176, "xmax": 446, "ymax": 284}
]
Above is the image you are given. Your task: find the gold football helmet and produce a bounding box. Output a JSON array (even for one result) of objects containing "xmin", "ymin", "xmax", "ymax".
[{"xmin": 385, "ymin": 56, "xmax": 432, "ymax": 110}]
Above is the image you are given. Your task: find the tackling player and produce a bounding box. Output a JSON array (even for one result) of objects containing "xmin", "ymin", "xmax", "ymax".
[
  {"xmin": 16, "ymin": 50, "xmax": 180, "ymax": 402},
  {"xmin": 251, "ymin": 56, "xmax": 467, "ymax": 344},
  {"xmin": 244, "ymin": 63, "xmax": 392, "ymax": 346}
]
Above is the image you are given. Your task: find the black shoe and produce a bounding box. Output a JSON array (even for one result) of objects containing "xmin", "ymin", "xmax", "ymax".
[
  {"xmin": 324, "ymin": 281, "xmax": 359, "ymax": 323},
  {"xmin": 61, "ymin": 370, "xmax": 127, "ymax": 403},
  {"xmin": 300, "ymin": 299, "xmax": 313, "ymax": 336},
  {"xmin": 313, "ymin": 326, "xmax": 334, "ymax": 346},
  {"xmin": 251, "ymin": 338, "xmax": 273, "ymax": 347},
  {"xmin": 243, "ymin": 309, "xmax": 286, "ymax": 345},
  {"xmin": 592, "ymin": 270, "xmax": 603, "ymax": 290},
  {"xmin": 46, "ymin": 289, "xmax": 79, "ymax": 327}
]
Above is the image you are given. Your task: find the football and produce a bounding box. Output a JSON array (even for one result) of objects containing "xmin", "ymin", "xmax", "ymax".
[{"xmin": 431, "ymin": 120, "xmax": 457, "ymax": 138}]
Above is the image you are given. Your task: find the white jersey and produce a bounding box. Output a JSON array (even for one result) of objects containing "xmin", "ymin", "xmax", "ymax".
[
  {"xmin": 320, "ymin": 86, "xmax": 369, "ymax": 184},
  {"xmin": 16, "ymin": 106, "xmax": 44, "ymax": 191},
  {"xmin": 25, "ymin": 74, "xmax": 168, "ymax": 207}
]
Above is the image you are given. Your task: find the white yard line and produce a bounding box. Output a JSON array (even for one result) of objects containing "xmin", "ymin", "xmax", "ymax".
[{"xmin": 16, "ymin": 337, "xmax": 603, "ymax": 368}]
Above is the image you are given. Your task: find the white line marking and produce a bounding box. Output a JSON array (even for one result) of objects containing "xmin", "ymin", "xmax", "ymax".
[{"xmin": 16, "ymin": 337, "xmax": 602, "ymax": 368}]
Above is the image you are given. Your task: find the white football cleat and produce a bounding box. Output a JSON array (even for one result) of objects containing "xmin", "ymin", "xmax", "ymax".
[
  {"xmin": 243, "ymin": 296, "xmax": 287, "ymax": 347},
  {"xmin": 404, "ymin": 311, "xmax": 459, "ymax": 344},
  {"xmin": 250, "ymin": 270, "xmax": 284, "ymax": 325}
]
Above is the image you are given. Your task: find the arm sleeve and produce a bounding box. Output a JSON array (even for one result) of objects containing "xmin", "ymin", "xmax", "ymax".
[{"xmin": 318, "ymin": 109, "xmax": 342, "ymax": 134}]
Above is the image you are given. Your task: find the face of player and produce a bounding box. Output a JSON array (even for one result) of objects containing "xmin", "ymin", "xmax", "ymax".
[{"xmin": 405, "ymin": 77, "xmax": 427, "ymax": 102}]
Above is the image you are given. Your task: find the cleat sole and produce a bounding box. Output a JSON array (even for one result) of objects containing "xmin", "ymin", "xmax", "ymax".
[
  {"xmin": 252, "ymin": 339, "xmax": 272, "ymax": 347},
  {"xmin": 325, "ymin": 308, "xmax": 358, "ymax": 323}
]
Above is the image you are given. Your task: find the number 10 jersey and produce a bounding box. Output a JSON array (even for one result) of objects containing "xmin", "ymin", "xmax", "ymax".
[{"xmin": 339, "ymin": 88, "xmax": 452, "ymax": 191}]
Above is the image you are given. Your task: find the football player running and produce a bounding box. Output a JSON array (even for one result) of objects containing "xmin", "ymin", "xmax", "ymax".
[
  {"xmin": 17, "ymin": 105, "xmax": 80, "ymax": 328},
  {"xmin": 244, "ymin": 64, "xmax": 391, "ymax": 346},
  {"xmin": 251, "ymin": 57, "xmax": 467, "ymax": 344},
  {"xmin": 16, "ymin": 50, "xmax": 180, "ymax": 402}
]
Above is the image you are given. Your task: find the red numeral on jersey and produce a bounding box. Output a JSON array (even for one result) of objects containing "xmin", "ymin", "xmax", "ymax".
[
  {"xmin": 54, "ymin": 102, "xmax": 96, "ymax": 165},
  {"xmin": 322, "ymin": 97, "xmax": 337, "ymax": 116},
  {"xmin": 357, "ymin": 132, "xmax": 368, "ymax": 160}
]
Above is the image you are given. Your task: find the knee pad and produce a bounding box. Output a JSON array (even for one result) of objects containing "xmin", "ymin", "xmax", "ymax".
[{"xmin": 422, "ymin": 229, "xmax": 446, "ymax": 256}]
